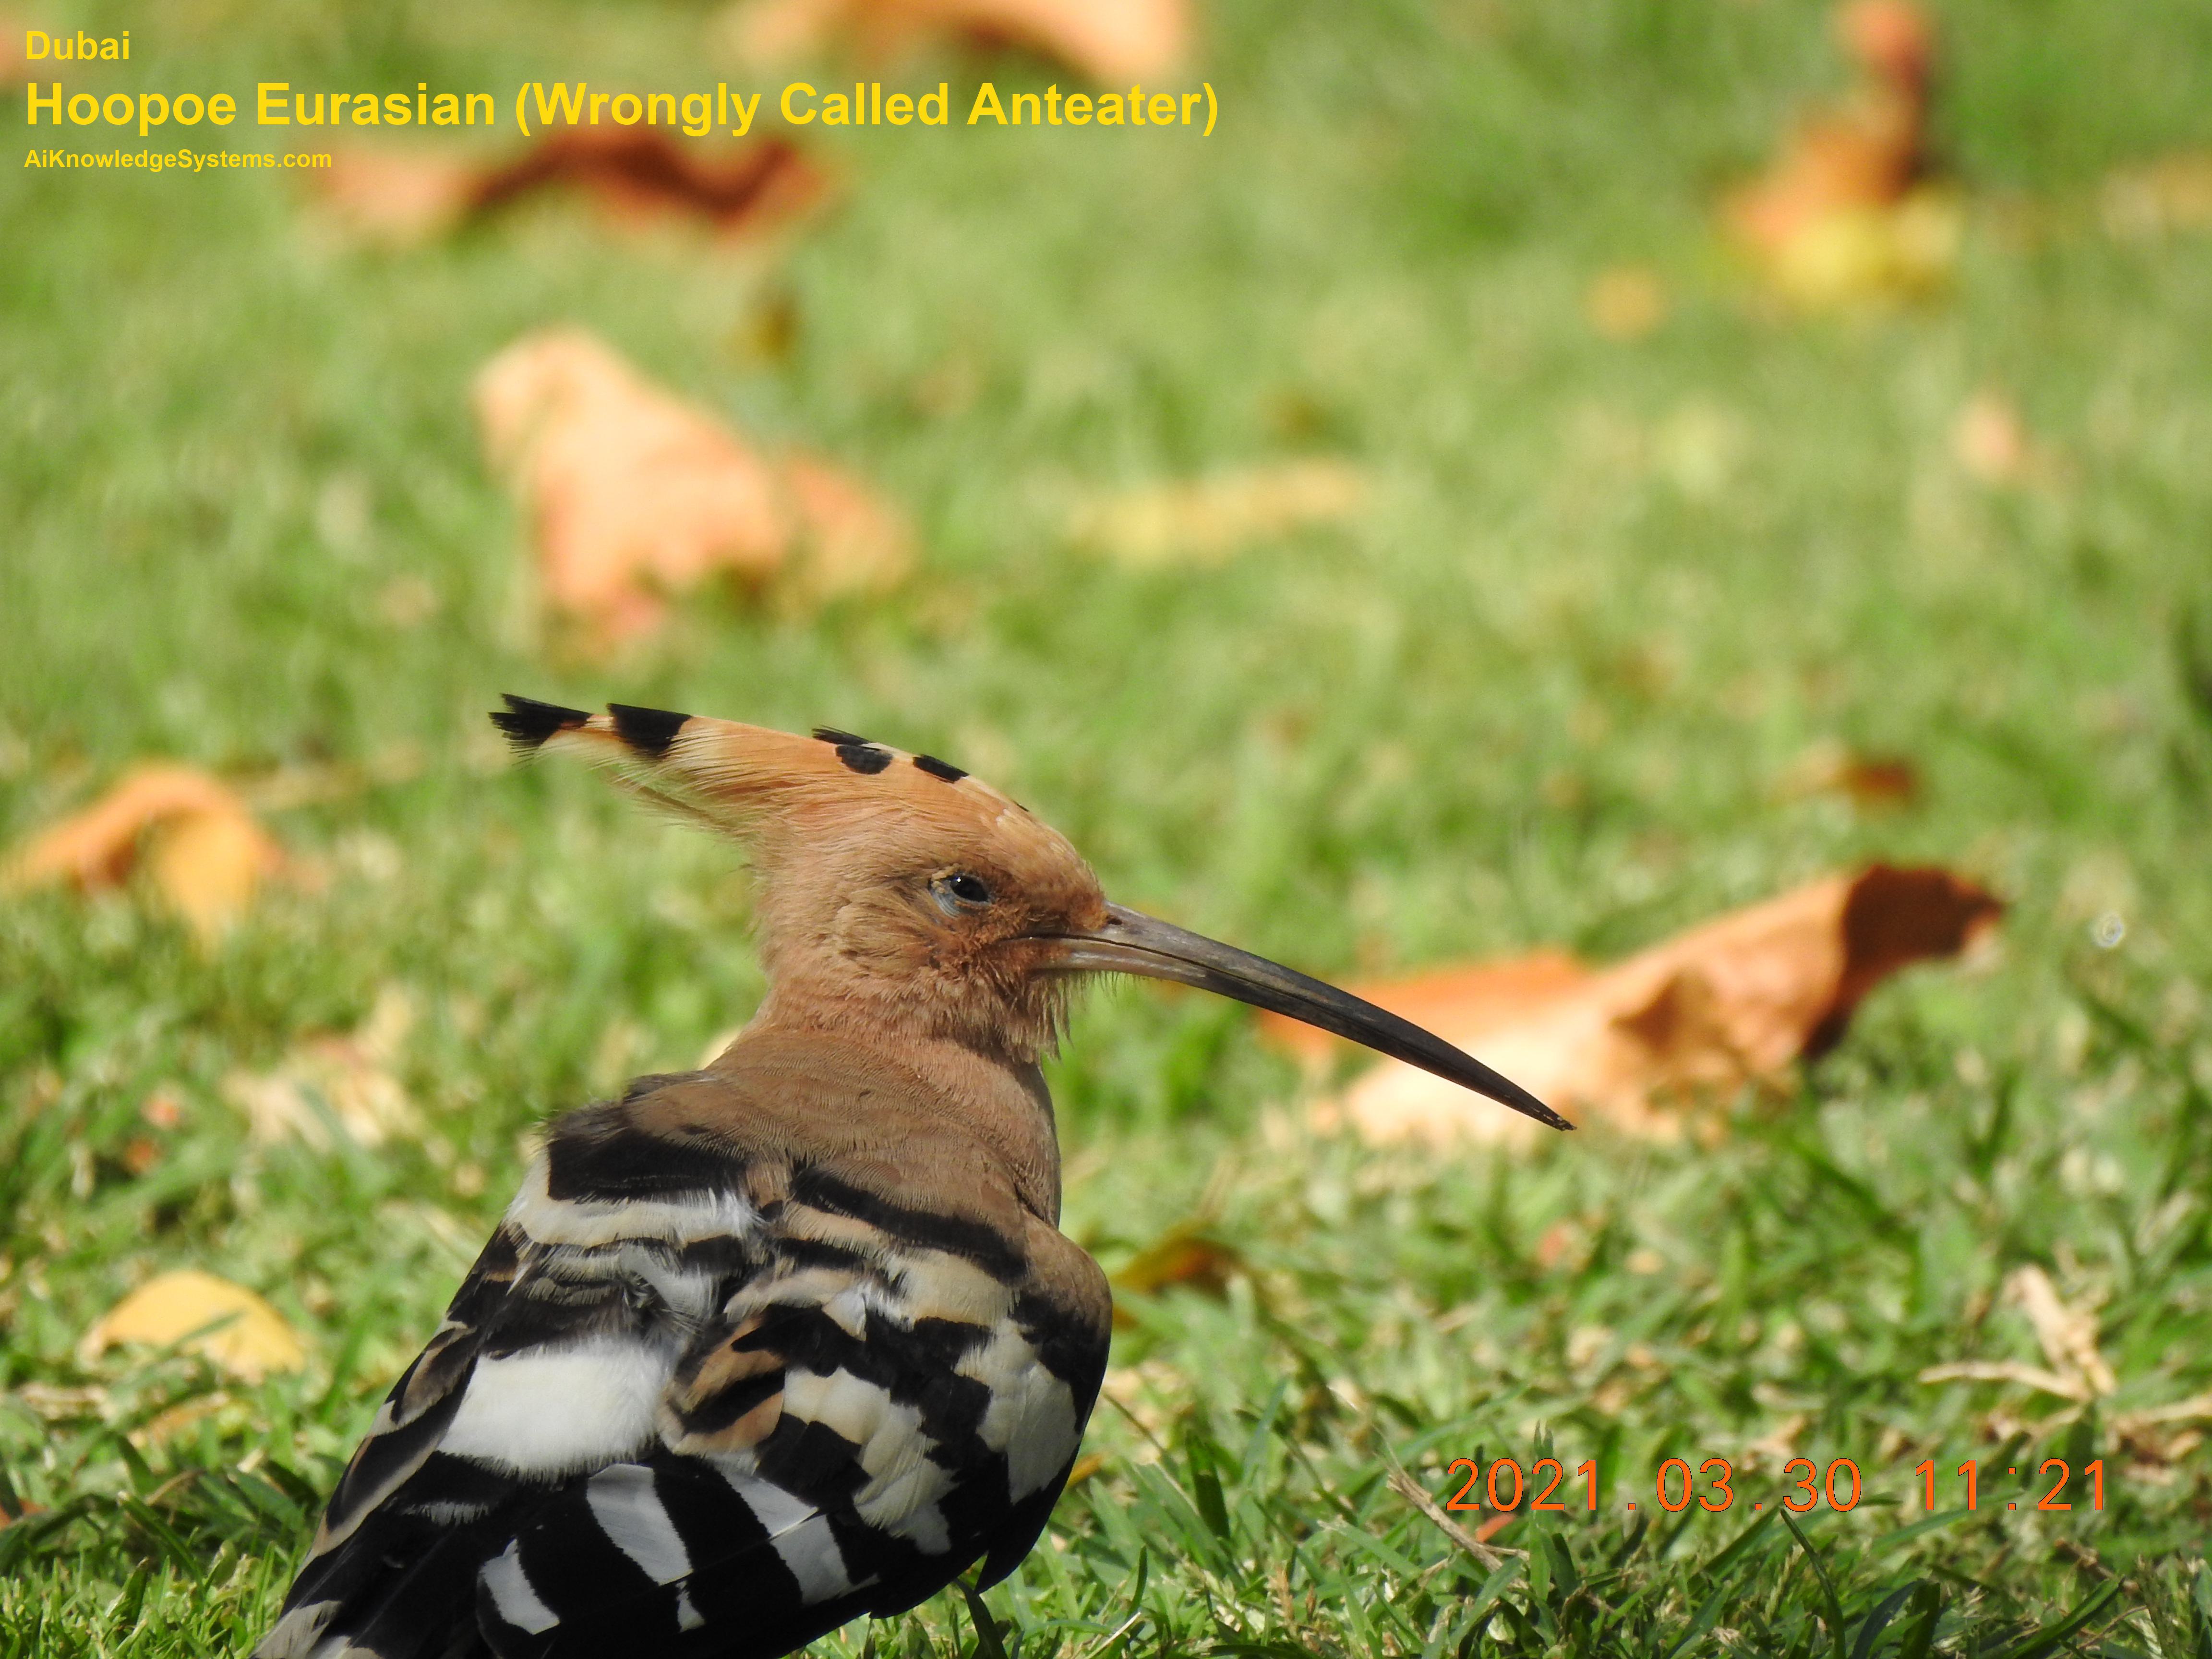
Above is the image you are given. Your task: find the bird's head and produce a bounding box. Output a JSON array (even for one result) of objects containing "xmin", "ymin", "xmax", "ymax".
[{"xmin": 495, "ymin": 697, "xmax": 1569, "ymax": 1133}]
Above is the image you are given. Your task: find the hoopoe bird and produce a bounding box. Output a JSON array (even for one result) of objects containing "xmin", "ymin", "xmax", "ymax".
[{"xmin": 258, "ymin": 697, "xmax": 1566, "ymax": 1659}]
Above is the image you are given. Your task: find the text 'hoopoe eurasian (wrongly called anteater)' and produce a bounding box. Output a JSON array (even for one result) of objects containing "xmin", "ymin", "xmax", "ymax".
[{"xmin": 257, "ymin": 697, "xmax": 1569, "ymax": 1659}]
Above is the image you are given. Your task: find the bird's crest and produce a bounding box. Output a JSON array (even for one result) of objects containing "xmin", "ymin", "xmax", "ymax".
[{"xmin": 492, "ymin": 694, "xmax": 1052, "ymax": 866}]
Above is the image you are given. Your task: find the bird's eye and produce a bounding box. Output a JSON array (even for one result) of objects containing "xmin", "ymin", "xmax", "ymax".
[{"xmin": 932, "ymin": 872, "xmax": 994, "ymax": 913}]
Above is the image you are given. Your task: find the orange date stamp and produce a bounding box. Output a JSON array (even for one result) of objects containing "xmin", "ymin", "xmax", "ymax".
[{"xmin": 1438, "ymin": 1455, "xmax": 2110, "ymax": 1516}]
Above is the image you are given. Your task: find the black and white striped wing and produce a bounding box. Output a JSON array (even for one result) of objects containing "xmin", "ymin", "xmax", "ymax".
[{"xmin": 257, "ymin": 1091, "xmax": 1110, "ymax": 1659}]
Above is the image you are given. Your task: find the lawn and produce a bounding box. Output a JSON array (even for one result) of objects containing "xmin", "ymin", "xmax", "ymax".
[{"xmin": 4, "ymin": 0, "xmax": 2212, "ymax": 1650}]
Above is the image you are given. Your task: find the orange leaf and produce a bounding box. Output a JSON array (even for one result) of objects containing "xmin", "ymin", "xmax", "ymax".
[
  {"xmin": 727, "ymin": 0, "xmax": 1190, "ymax": 82},
  {"xmin": 1282, "ymin": 865, "xmax": 2000, "ymax": 1148},
  {"xmin": 79, "ymin": 1269, "xmax": 308, "ymax": 1382},
  {"xmin": 1722, "ymin": 1, "xmax": 1956, "ymax": 309},
  {"xmin": 474, "ymin": 328, "xmax": 910, "ymax": 651},
  {"xmin": 308, "ymin": 131, "xmax": 829, "ymax": 251},
  {"xmin": 3, "ymin": 764, "xmax": 284, "ymax": 940}
]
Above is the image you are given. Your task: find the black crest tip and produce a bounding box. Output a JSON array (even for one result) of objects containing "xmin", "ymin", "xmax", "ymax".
[
  {"xmin": 812, "ymin": 727, "xmax": 869, "ymax": 747},
  {"xmin": 835, "ymin": 743, "xmax": 894, "ymax": 775},
  {"xmin": 491, "ymin": 694, "xmax": 590, "ymax": 752},
  {"xmin": 607, "ymin": 703, "xmax": 692, "ymax": 759},
  {"xmin": 914, "ymin": 754, "xmax": 968, "ymax": 783}
]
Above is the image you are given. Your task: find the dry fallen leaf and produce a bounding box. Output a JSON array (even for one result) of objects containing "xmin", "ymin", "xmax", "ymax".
[
  {"xmin": 1071, "ymin": 459, "xmax": 1367, "ymax": 568},
  {"xmin": 1724, "ymin": 0, "xmax": 1958, "ymax": 309},
  {"xmin": 310, "ymin": 131, "xmax": 829, "ymax": 251},
  {"xmin": 1777, "ymin": 739, "xmax": 1921, "ymax": 809},
  {"xmin": 80, "ymin": 1269, "xmax": 308, "ymax": 1382},
  {"xmin": 3, "ymin": 764, "xmax": 285, "ymax": 940},
  {"xmin": 1276, "ymin": 864, "xmax": 2000, "ymax": 1148},
  {"xmin": 475, "ymin": 328, "xmax": 911, "ymax": 651},
  {"xmin": 308, "ymin": 147, "xmax": 481, "ymax": 246},
  {"xmin": 1109, "ymin": 1226, "xmax": 1243, "ymax": 1328},
  {"xmin": 133, "ymin": 1392, "xmax": 235, "ymax": 1447},
  {"xmin": 2102, "ymin": 152, "xmax": 2212, "ymax": 241},
  {"xmin": 1586, "ymin": 266, "xmax": 1668, "ymax": 341},
  {"xmin": 1113, "ymin": 1230, "xmax": 1241, "ymax": 1298},
  {"xmin": 724, "ymin": 0, "xmax": 1190, "ymax": 82},
  {"xmin": 780, "ymin": 451, "xmax": 917, "ymax": 604},
  {"xmin": 1265, "ymin": 950, "xmax": 1585, "ymax": 1069},
  {"xmin": 225, "ymin": 986, "xmax": 421, "ymax": 1151}
]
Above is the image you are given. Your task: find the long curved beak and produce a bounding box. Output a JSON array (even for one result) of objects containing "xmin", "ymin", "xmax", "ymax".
[{"xmin": 1037, "ymin": 903, "xmax": 1571, "ymax": 1132}]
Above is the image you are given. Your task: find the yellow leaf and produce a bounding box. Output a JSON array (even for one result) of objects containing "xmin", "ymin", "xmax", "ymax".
[
  {"xmin": 1070, "ymin": 460, "xmax": 1367, "ymax": 568},
  {"xmin": 81, "ymin": 1269, "xmax": 308, "ymax": 1382}
]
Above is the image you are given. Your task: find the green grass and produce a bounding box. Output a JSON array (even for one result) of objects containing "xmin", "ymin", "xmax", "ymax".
[{"xmin": 6, "ymin": 0, "xmax": 2212, "ymax": 1649}]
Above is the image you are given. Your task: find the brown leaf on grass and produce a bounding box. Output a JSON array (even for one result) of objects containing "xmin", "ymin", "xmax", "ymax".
[
  {"xmin": 1109, "ymin": 1227, "xmax": 1243, "ymax": 1329},
  {"xmin": 2102, "ymin": 152, "xmax": 2212, "ymax": 241},
  {"xmin": 1070, "ymin": 459, "xmax": 1367, "ymax": 568},
  {"xmin": 309, "ymin": 131, "xmax": 830, "ymax": 251},
  {"xmin": 1724, "ymin": 0, "xmax": 1959, "ymax": 309},
  {"xmin": 725, "ymin": 0, "xmax": 1190, "ymax": 82},
  {"xmin": 780, "ymin": 451, "xmax": 917, "ymax": 603},
  {"xmin": 309, "ymin": 147, "xmax": 481, "ymax": 247},
  {"xmin": 224, "ymin": 986, "xmax": 421, "ymax": 1151},
  {"xmin": 2, "ymin": 764, "xmax": 285, "ymax": 941},
  {"xmin": 1113, "ymin": 1230, "xmax": 1241, "ymax": 1298},
  {"xmin": 79, "ymin": 1269, "xmax": 308, "ymax": 1382},
  {"xmin": 474, "ymin": 328, "xmax": 910, "ymax": 651},
  {"xmin": 1277, "ymin": 864, "xmax": 2000, "ymax": 1148},
  {"xmin": 1777, "ymin": 739, "xmax": 1921, "ymax": 809}
]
